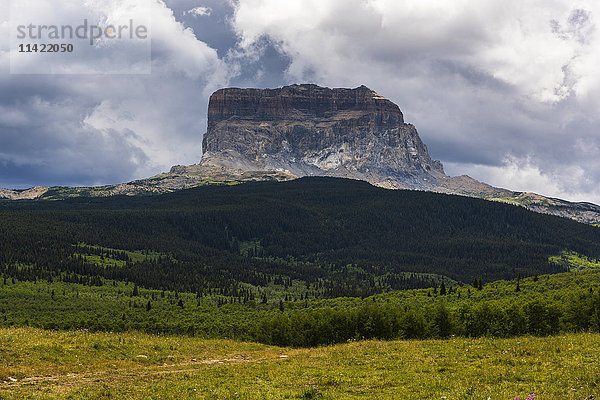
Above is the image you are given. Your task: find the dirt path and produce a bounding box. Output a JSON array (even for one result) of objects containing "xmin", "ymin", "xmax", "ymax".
[{"xmin": 0, "ymin": 353, "xmax": 289, "ymax": 391}]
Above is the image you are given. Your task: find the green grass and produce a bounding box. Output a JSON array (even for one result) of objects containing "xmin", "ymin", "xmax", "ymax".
[
  {"xmin": 0, "ymin": 327, "xmax": 599, "ymax": 399},
  {"xmin": 549, "ymin": 251, "xmax": 600, "ymax": 272},
  {"xmin": 75, "ymin": 254, "xmax": 128, "ymax": 268},
  {"xmin": 1, "ymin": 271, "xmax": 600, "ymax": 397},
  {"xmin": 75, "ymin": 243, "xmax": 168, "ymax": 265},
  {"xmin": 0, "ymin": 278, "xmax": 267, "ymax": 338}
]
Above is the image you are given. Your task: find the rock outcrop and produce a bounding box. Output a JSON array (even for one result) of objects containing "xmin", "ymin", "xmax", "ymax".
[
  {"xmin": 0, "ymin": 186, "xmax": 49, "ymax": 200},
  {"xmin": 200, "ymin": 84, "xmax": 446, "ymax": 190}
]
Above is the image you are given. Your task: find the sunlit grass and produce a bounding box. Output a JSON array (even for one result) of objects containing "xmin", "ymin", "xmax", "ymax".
[
  {"xmin": 1, "ymin": 327, "xmax": 599, "ymax": 399},
  {"xmin": 549, "ymin": 250, "xmax": 600, "ymax": 272}
]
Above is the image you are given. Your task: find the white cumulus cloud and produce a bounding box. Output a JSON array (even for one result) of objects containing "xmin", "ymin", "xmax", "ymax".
[
  {"xmin": 231, "ymin": 0, "xmax": 600, "ymax": 203},
  {"xmin": 184, "ymin": 6, "xmax": 212, "ymax": 17}
]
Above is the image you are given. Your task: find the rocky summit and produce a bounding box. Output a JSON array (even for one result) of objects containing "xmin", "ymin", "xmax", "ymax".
[
  {"xmin": 200, "ymin": 84, "xmax": 446, "ymax": 190},
  {"xmin": 198, "ymin": 84, "xmax": 516, "ymax": 197}
]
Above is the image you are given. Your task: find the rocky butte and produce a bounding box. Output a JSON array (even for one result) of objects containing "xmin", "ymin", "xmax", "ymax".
[{"xmin": 199, "ymin": 84, "xmax": 503, "ymax": 195}]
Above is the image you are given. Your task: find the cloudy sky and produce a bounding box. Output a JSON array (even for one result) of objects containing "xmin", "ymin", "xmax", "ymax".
[{"xmin": 1, "ymin": 0, "xmax": 599, "ymax": 204}]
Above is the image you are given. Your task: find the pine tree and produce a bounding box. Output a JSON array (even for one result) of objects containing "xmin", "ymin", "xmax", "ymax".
[{"xmin": 477, "ymin": 279, "xmax": 483, "ymax": 290}]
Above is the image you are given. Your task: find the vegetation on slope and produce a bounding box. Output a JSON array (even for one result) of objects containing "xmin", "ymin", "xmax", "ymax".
[
  {"xmin": 1, "ymin": 177, "xmax": 600, "ymax": 301},
  {"xmin": 2, "ymin": 178, "xmax": 600, "ymax": 347},
  {"xmin": 549, "ymin": 250, "xmax": 600, "ymax": 272},
  {"xmin": 2, "ymin": 269, "xmax": 600, "ymax": 347}
]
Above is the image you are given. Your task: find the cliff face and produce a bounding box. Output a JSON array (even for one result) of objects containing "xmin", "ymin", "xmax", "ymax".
[{"xmin": 201, "ymin": 84, "xmax": 446, "ymax": 189}]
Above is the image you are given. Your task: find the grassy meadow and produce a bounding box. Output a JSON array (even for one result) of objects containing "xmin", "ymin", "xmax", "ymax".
[
  {"xmin": 2, "ymin": 262, "xmax": 600, "ymax": 398},
  {"xmin": 0, "ymin": 327, "xmax": 598, "ymax": 399}
]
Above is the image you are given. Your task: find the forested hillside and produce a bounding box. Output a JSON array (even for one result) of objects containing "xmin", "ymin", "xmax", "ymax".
[{"xmin": 1, "ymin": 177, "xmax": 599, "ymax": 299}]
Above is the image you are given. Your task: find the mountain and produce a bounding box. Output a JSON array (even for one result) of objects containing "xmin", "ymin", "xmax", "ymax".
[
  {"xmin": 1, "ymin": 84, "xmax": 599, "ymax": 225},
  {"xmin": 200, "ymin": 84, "xmax": 448, "ymax": 190},
  {"xmin": 198, "ymin": 84, "xmax": 509, "ymax": 195}
]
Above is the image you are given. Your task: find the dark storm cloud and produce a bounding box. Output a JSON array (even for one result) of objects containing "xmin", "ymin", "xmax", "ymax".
[
  {"xmin": 0, "ymin": 0, "xmax": 228, "ymax": 189},
  {"xmin": 0, "ymin": 87, "xmax": 149, "ymax": 188}
]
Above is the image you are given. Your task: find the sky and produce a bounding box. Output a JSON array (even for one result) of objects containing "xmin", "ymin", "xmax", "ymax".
[{"xmin": 1, "ymin": 0, "xmax": 599, "ymax": 204}]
